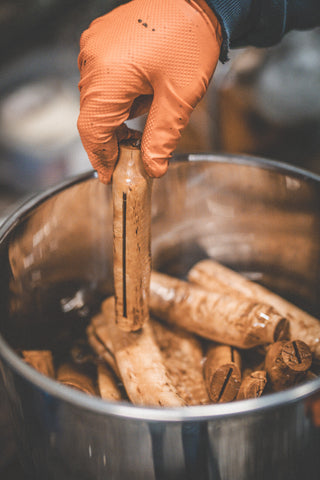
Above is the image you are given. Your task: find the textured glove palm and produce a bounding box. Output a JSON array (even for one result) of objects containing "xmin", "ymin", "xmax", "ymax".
[{"xmin": 78, "ymin": 0, "xmax": 222, "ymax": 183}]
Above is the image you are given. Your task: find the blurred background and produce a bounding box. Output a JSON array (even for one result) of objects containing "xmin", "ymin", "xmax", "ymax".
[
  {"xmin": 0, "ymin": 1, "xmax": 319, "ymax": 477},
  {"xmin": 0, "ymin": 0, "xmax": 126, "ymax": 218},
  {"xmin": 0, "ymin": 0, "xmax": 319, "ymax": 221}
]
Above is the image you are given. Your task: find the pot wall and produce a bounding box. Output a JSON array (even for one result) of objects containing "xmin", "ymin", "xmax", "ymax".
[{"xmin": 0, "ymin": 155, "xmax": 319, "ymax": 479}]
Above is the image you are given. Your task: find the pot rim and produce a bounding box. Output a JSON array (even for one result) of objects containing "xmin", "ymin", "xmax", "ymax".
[{"xmin": 0, "ymin": 153, "xmax": 319, "ymax": 423}]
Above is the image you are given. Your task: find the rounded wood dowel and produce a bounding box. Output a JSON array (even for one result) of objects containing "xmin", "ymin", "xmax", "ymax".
[
  {"xmin": 101, "ymin": 297, "xmax": 185, "ymax": 407},
  {"xmin": 21, "ymin": 350, "xmax": 55, "ymax": 379},
  {"xmin": 113, "ymin": 143, "xmax": 153, "ymax": 332},
  {"xmin": 265, "ymin": 339, "xmax": 312, "ymax": 391},
  {"xmin": 236, "ymin": 370, "xmax": 267, "ymax": 400},
  {"xmin": 204, "ymin": 344, "xmax": 242, "ymax": 403},
  {"xmin": 151, "ymin": 318, "xmax": 210, "ymax": 406},
  {"xmin": 188, "ymin": 259, "xmax": 320, "ymax": 363},
  {"xmin": 150, "ymin": 271, "xmax": 289, "ymax": 348},
  {"xmin": 56, "ymin": 363, "xmax": 98, "ymax": 396}
]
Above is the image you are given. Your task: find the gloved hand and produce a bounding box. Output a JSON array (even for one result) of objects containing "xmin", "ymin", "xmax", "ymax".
[{"xmin": 78, "ymin": 0, "xmax": 222, "ymax": 184}]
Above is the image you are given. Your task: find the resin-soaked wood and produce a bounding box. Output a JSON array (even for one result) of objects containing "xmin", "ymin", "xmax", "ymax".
[
  {"xmin": 204, "ymin": 344, "xmax": 241, "ymax": 403},
  {"xmin": 188, "ymin": 259, "xmax": 320, "ymax": 363},
  {"xmin": 150, "ymin": 271, "xmax": 288, "ymax": 348},
  {"xmin": 151, "ymin": 318, "xmax": 209, "ymax": 405},
  {"xmin": 113, "ymin": 144, "xmax": 153, "ymax": 331},
  {"xmin": 236, "ymin": 370, "xmax": 267, "ymax": 400},
  {"xmin": 101, "ymin": 297, "xmax": 185, "ymax": 407},
  {"xmin": 22, "ymin": 350, "xmax": 55, "ymax": 378},
  {"xmin": 87, "ymin": 313, "xmax": 120, "ymax": 377},
  {"xmin": 56, "ymin": 363, "xmax": 98, "ymax": 396},
  {"xmin": 265, "ymin": 340, "xmax": 312, "ymax": 391}
]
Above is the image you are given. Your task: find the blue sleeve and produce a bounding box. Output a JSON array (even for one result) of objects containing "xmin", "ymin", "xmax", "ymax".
[{"xmin": 205, "ymin": 0, "xmax": 320, "ymax": 62}]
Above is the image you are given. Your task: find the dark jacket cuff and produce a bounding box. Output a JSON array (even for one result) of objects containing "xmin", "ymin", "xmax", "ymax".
[{"xmin": 205, "ymin": 0, "xmax": 287, "ymax": 63}]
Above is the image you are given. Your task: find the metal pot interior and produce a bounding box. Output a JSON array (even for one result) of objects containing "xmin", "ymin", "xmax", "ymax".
[{"xmin": 0, "ymin": 154, "xmax": 319, "ymax": 419}]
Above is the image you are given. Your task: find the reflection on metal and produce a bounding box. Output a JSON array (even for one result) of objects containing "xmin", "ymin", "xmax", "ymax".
[{"xmin": 0, "ymin": 156, "xmax": 319, "ymax": 479}]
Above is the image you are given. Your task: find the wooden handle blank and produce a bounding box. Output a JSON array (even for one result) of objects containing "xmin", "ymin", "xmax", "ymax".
[
  {"xmin": 236, "ymin": 370, "xmax": 267, "ymax": 400},
  {"xmin": 112, "ymin": 144, "xmax": 153, "ymax": 331},
  {"xmin": 21, "ymin": 350, "xmax": 55, "ymax": 379},
  {"xmin": 150, "ymin": 271, "xmax": 288, "ymax": 348},
  {"xmin": 204, "ymin": 344, "xmax": 242, "ymax": 403},
  {"xmin": 188, "ymin": 259, "xmax": 320, "ymax": 362},
  {"xmin": 265, "ymin": 340, "xmax": 312, "ymax": 391},
  {"xmin": 101, "ymin": 297, "xmax": 185, "ymax": 406},
  {"xmin": 56, "ymin": 363, "xmax": 98, "ymax": 396}
]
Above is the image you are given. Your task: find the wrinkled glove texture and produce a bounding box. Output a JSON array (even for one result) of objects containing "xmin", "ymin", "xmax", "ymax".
[{"xmin": 78, "ymin": 0, "xmax": 222, "ymax": 183}]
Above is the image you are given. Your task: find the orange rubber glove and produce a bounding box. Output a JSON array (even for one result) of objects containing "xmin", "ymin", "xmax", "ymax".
[{"xmin": 78, "ymin": 0, "xmax": 222, "ymax": 184}]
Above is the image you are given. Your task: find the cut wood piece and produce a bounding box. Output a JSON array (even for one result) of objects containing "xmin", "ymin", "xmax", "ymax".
[
  {"xmin": 149, "ymin": 271, "xmax": 288, "ymax": 348},
  {"xmin": 101, "ymin": 297, "xmax": 185, "ymax": 407},
  {"xmin": 204, "ymin": 344, "xmax": 242, "ymax": 403},
  {"xmin": 236, "ymin": 370, "xmax": 267, "ymax": 400},
  {"xmin": 97, "ymin": 363, "xmax": 124, "ymax": 401},
  {"xmin": 188, "ymin": 259, "xmax": 320, "ymax": 363},
  {"xmin": 56, "ymin": 363, "xmax": 98, "ymax": 396},
  {"xmin": 113, "ymin": 143, "xmax": 153, "ymax": 332},
  {"xmin": 265, "ymin": 339, "xmax": 312, "ymax": 391},
  {"xmin": 21, "ymin": 350, "xmax": 55, "ymax": 378},
  {"xmin": 151, "ymin": 318, "xmax": 209, "ymax": 405},
  {"xmin": 87, "ymin": 313, "xmax": 120, "ymax": 377}
]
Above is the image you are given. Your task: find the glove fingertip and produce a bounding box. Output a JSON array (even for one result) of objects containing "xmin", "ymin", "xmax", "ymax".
[
  {"xmin": 142, "ymin": 154, "xmax": 170, "ymax": 178},
  {"xmin": 96, "ymin": 167, "xmax": 113, "ymax": 185},
  {"xmin": 89, "ymin": 145, "xmax": 118, "ymax": 185}
]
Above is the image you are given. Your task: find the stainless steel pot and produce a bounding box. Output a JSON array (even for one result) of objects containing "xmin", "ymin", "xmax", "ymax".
[{"xmin": 0, "ymin": 154, "xmax": 319, "ymax": 480}]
